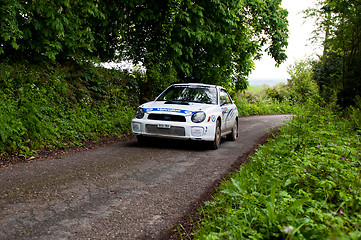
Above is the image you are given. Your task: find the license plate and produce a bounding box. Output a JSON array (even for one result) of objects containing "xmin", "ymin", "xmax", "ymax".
[{"xmin": 157, "ymin": 124, "xmax": 171, "ymax": 129}]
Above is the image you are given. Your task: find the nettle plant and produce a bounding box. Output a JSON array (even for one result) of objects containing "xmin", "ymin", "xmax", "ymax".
[{"xmin": 195, "ymin": 105, "xmax": 361, "ymax": 239}]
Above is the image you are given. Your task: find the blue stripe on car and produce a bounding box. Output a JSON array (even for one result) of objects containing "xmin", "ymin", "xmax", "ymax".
[
  {"xmin": 144, "ymin": 108, "xmax": 195, "ymax": 115},
  {"xmin": 225, "ymin": 108, "xmax": 235, "ymax": 121}
]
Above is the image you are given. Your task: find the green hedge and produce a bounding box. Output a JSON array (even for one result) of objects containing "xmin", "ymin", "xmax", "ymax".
[{"xmin": 0, "ymin": 62, "xmax": 139, "ymax": 157}]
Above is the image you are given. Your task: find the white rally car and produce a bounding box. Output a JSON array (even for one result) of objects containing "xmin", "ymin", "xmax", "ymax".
[{"xmin": 131, "ymin": 83, "xmax": 238, "ymax": 149}]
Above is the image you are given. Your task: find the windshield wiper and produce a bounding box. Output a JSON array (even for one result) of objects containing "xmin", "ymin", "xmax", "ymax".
[
  {"xmin": 164, "ymin": 100, "xmax": 190, "ymax": 105},
  {"xmin": 187, "ymin": 100, "xmax": 208, "ymax": 104}
]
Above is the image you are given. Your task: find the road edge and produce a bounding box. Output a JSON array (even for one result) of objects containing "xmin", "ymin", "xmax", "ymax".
[{"xmin": 162, "ymin": 127, "xmax": 281, "ymax": 240}]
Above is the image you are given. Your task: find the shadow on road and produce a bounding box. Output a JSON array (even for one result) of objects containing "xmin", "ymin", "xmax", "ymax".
[{"xmin": 125, "ymin": 137, "xmax": 227, "ymax": 152}]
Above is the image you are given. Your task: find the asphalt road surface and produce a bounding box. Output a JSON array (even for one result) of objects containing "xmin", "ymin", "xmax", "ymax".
[{"xmin": 0, "ymin": 115, "xmax": 291, "ymax": 240}]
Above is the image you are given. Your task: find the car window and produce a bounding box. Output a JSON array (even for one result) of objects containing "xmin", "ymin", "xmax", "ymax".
[
  {"xmin": 220, "ymin": 89, "xmax": 232, "ymax": 106},
  {"xmin": 156, "ymin": 86, "xmax": 218, "ymax": 104}
]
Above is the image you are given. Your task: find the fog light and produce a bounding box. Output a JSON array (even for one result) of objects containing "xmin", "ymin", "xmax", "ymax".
[
  {"xmin": 132, "ymin": 122, "xmax": 141, "ymax": 133},
  {"xmin": 191, "ymin": 127, "xmax": 204, "ymax": 137}
]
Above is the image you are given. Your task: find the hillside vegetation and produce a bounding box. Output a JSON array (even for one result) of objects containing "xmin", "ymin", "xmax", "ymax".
[{"xmin": 0, "ymin": 62, "xmax": 139, "ymax": 159}]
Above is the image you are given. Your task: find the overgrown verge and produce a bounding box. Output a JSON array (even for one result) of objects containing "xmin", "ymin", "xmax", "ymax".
[
  {"xmin": 189, "ymin": 104, "xmax": 361, "ymax": 239},
  {"xmin": 234, "ymin": 83, "xmax": 299, "ymax": 116},
  {"xmin": 0, "ymin": 61, "xmax": 139, "ymax": 161}
]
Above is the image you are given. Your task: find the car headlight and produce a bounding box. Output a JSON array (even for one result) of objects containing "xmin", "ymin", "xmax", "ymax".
[
  {"xmin": 134, "ymin": 107, "xmax": 145, "ymax": 119},
  {"xmin": 191, "ymin": 111, "xmax": 206, "ymax": 123}
]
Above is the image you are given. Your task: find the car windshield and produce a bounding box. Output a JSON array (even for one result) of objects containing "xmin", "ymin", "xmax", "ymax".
[{"xmin": 156, "ymin": 85, "xmax": 218, "ymax": 105}]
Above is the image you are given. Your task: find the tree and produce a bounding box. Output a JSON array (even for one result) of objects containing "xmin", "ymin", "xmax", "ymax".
[
  {"xmin": 312, "ymin": 51, "xmax": 342, "ymax": 102},
  {"xmin": 118, "ymin": 0, "xmax": 288, "ymax": 98},
  {"xmin": 307, "ymin": 0, "xmax": 361, "ymax": 107},
  {"xmin": 1, "ymin": 0, "xmax": 289, "ymax": 98}
]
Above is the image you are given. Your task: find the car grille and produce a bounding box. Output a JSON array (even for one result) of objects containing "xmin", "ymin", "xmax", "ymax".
[
  {"xmin": 148, "ymin": 114, "xmax": 186, "ymax": 122},
  {"xmin": 145, "ymin": 124, "xmax": 185, "ymax": 136}
]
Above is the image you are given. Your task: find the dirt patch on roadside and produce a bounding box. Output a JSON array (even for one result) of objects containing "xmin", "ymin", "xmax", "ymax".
[{"xmin": 163, "ymin": 128, "xmax": 280, "ymax": 240}]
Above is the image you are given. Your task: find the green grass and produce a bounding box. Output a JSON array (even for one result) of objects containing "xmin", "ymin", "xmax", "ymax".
[
  {"xmin": 190, "ymin": 104, "xmax": 361, "ymax": 239},
  {"xmin": 246, "ymin": 86, "xmax": 264, "ymax": 93}
]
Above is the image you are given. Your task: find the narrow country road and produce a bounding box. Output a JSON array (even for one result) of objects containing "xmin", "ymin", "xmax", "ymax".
[{"xmin": 0, "ymin": 115, "xmax": 291, "ymax": 240}]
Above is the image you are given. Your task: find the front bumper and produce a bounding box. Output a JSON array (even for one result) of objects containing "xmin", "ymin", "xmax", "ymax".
[{"xmin": 131, "ymin": 119, "xmax": 216, "ymax": 141}]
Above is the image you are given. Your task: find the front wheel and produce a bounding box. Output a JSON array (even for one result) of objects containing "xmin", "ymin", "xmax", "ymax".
[
  {"xmin": 209, "ymin": 121, "xmax": 221, "ymax": 150},
  {"xmin": 227, "ymin": 121, "xmax": 238, "ymax": 141}
]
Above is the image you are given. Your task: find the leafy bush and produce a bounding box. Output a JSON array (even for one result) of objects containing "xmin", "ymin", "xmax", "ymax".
[
  {"xmin": 0, "ymin": 61, "xmax": 138, "ymax": 157},
  {"xmin": 347, "ymin": 96, "xmax": 361, "ymax": 130},
  {"xmin": 288, "ymin": 60, "xmax": 320, "ymax": 103},
  {"xmin": 234, "ymin": 59, "xmax": 323, "ymax": 117},
  {"xmin": 234, "ymin": 84, "xmax": 297, "ymax": 116},
  {"xmin": 193, "ymin": 105, "xmax": 361, "ymax": 239},
  {"xmin": 263, "ymin": 83, "xmax": 292, "ymax": 103}
]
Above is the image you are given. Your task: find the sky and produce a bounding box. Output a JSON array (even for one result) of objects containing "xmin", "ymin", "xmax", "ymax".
[{"xmin": 248, "ymin": 0, "xmax": 322, "ymax": 86}]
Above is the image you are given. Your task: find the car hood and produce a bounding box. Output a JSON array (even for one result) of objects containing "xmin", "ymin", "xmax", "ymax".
[{"xmin": 141, "ymin": 101, "xmax": 217, "ymax": 115}]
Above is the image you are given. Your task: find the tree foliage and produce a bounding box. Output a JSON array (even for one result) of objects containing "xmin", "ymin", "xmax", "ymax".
[
  {"xmin": 307, "ymin": 0, "xmax": 361, "ymax": 107},
  {"xmin": 1, "ymin": 0, "xmax": 288, "ymax": 94},
  {"xmin": 287, "ymin": 60, "xmax": 319, "ymax": 103},
  {"xmin": 0, "ymin": 0, "xmax": 23, "ymax": 54},
  {"xmin": 0, "ymin": 0, "xmax": 112, "ymax": 62},
  {"xmin": 311, "ymin": 51, "xmax": 342, "ymax": 102},
  {"xmin": 119, "ymin": 0, "xmax": 288, "ymax": 93}
]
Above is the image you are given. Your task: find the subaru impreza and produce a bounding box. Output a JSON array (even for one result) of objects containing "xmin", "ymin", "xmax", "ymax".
[{"xmin": 131, "ymin": 83, "xmax": 238, "ymax": 149}]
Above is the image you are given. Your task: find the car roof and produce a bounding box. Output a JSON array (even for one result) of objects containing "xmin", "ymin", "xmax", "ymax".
[{"xmin": 171, "ymin": 83, "xmax": 222, "ymax": 89}]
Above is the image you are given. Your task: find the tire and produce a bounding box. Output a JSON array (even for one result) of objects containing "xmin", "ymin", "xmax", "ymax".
[
  {"xmin": 209, "ymin": 121, "xmax": 221, "ymax": 150},
  {"xmin": 227, "ymin": 121, "xmax": 238, "ymax": 141}
]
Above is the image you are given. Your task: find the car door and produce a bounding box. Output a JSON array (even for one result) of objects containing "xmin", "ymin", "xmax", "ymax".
[{"xmin": 219, "ymin": 89, "xmax": 234, "ymax": 132}]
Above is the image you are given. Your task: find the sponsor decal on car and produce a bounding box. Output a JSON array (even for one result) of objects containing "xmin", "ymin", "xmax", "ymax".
[
  {"xmin": 144, "ymin": 108, "xmax": 194, "ymax": 115},
  {"xmin": 207, "ymin": 115, "xmax": 216, "ymax": 122},
  {"xmin": 225, "ymin": 108, "xmax": 236, "ymax": 121}
]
